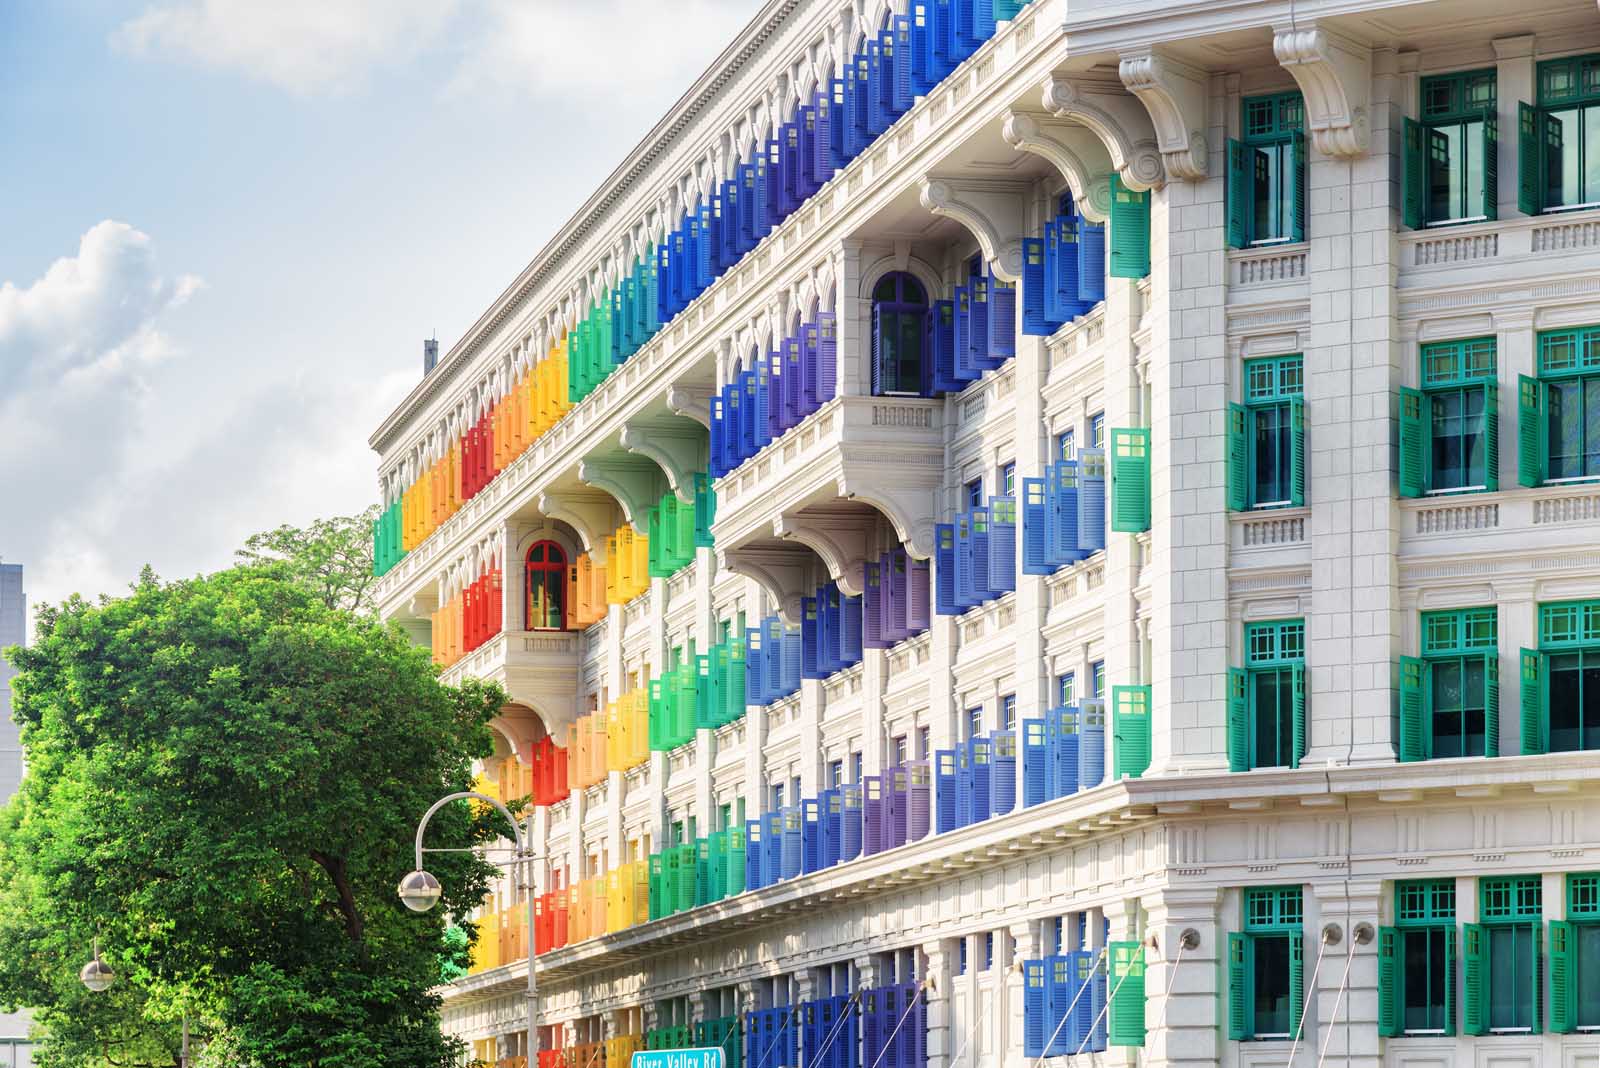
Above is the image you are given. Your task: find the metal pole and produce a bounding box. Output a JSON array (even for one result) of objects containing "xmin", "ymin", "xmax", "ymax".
[
  {"xmin": 526, "ymin": 831, "xmax": 538, "ymax": 1065},
  {"xmin": 181, "ymin": 1013, "xmax": 189, "ymax": 1068}
]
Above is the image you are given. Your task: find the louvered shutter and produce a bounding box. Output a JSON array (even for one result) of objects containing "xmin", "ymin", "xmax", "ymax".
[
  {"xmin": 1462, "ymin": 923, "xmax": 1487, "ymax": 1035},
  {"xmin": 1227, "ymin": 667, "xmax": 1250, "ymax": 772},
  {"xmin": 1517, "ymin": 374, "xmax": 1544, "ymax": 487},
  {"xmin": 1227, "ymin": 139, "xmax": 1252, "ymax": 247},
  {"xmin": 1227, "ymin": 402, "xmax": 1250, "ymax": 511},
  {"xmin": 1377, "ymin": 927, "xmax": 1400, "ymax": 1037},
  {"xmin": 1289, "ymin": 396, "xmax": 1306, "ymax": 506},
  {"xmin": 1227, "ymin": 934, "xmax": 1251, "ymax": 1039},
  {"xmin": 1109, "ymin": 427, "xmax": 1151, "ymax": 533},
  {"xmin": 1549, "ymin": 920, "xmax": 1576, "ymax": 1034},
  {"xmin": 1520, "ymin": 648, "xmax": 1546, "ymax": 755},
  {"xmin": 1107, "ymin": 941, "xmax": 1146, "ymax": 1046},
  {"xmin": 1399, "ymin": 387, "xmax": 1428, "ymax": 498},
  {"xmin": 1108, "ymin": 175, "xmax": 1151, "ymax": 278},
  {"xmin": 1484, "ymin": 652, "xmax": 1500, "ymax": 758},
  {"xmin": 1290, "ymin": 134, "xmax": 1307, "ymax": 242},
  {"xmin": 1518, "ymin": 103, "xmax": 1542, "ymax": 216},
  {"xmin": 1021, "ymin": 477, "xmax": 1050, "ymax": 575},
  {"xmin": 1399, "ymin": 656, "xmax": 1428, "ymax": 762}
]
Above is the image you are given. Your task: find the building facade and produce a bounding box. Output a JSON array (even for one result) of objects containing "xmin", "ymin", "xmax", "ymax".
[
  {"xmin": 368, "ymin": 1, "xmax": 1600, "ymax": 1065},
  {"xmin": 0, "ymin": 562, "xmax": 35, "ymax": 1064}
]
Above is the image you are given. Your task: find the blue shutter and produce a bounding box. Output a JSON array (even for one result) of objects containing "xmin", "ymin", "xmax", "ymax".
[
  {"xmin": 840, "ymin": 781, "xmax": 863, "ymax": 860},
  {"xmin": 892, "ymin": 18, "xmax": 914, "ymax": 114},
  {"xmin": 987, "ymin": 268, "xmax": 1017, "ymax": 361},
  {"xmin": 1078, "ymin": 698, "xmax": 1106, "ymax": 788},
  {"xmin": 969, "ymin": 273, "xmax": 996, "ymax": 371},
  {"xmin": 954, "ymin": 513, "xmax": 975, "ymax": 607},
  {"xmin": 990, "ymin": 730, "xmax": 1017, "ymax": 815},
  {"xmin": 929, "ymin": 299, "xmax": 957, "ymax": 394},
  {"xmin": 801, "ymin": 596, "xmax": 820, "ymax": 679},
  {"xmin": 1021, "ymin": 237, "xmax": 1054, "ymax": 336},
  {"xmin": 1022, "ymin": 718, "xmax": 1048, "ymax": 805},
  {"xmin": 1024, "ymin": 959, "xmax": 1047, "ymax": 1058},
  {"xmin": 934, "ymin": 522, "xmax": 957, "ymax": 615},
  {"xmin": 820, "ymin": 788, "xmax": 842, "ymax": 868},
  {"xmin": 801, "ymin": 797, "xmax": 821, "ymax": 873},
  {"xmin": 1021, "ymin": 477, "xmax": 1050, "ymax": 575},
  {"xmin": 863, "ymin": 562, "xmax": 885, "ymax": 649},
  {"xmin": 1051, "ymin": 705, "xmax": 1080, "ymax": 798},
  {"xmin": 841, "ymin": 590, "xmax": 864, "ymax": 666},
  {"xmin": 973, "ymin": 0, "xmax": 996, "ymax": 39},
  {"xmin": 1076, "ymin": 217, "xmax": 1106, "ymax": 303},
  {"xmin": 871, "ymin": 303, "xmax": 885, "ymax": 396},
  {"xmin": 954, "ymin": 743, "xmax": 973, "ymax": 827},
  {"xmin": 781, "ymin": 807, "xmax": 802, "ymax": 881},
  {"xmin": 816, "ymin": 313, "xmax": 838, "ymax": 402},
  {"xmin": 910, "ymin": 2, "xmax": 933, "ymax": 94},
  {"xmin": 988, "ymin": 495, "xmax": 1017, "ymax": 592},
  {"xmin": 1076, "ymin": 448, "xmax": 1107, "ymax": 552}
]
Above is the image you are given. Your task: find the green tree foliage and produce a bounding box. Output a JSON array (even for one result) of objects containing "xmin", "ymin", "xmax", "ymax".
[
  {"xmin": 0, "ymin": 565, "xmax": 507, "ymax": 1067},
  {"xmin": 235, "ymin": 505, "xmax": 381, "ymax": 614}
]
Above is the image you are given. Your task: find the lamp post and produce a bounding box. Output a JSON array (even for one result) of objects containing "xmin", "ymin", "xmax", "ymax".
[
  {"xmin": 78, "ymin": 942, "xmax": 190, "ymax": 1068},
  {"xmin": 401, "ymin": 790, "xmax": 539, "ymax": 1062}
]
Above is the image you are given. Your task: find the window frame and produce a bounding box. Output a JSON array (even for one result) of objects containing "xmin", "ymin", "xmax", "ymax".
[
  {"xmin": 1413, "ymin": 69, "xmax": 1499, "ymax": 227},
  {"xmin": 1561, "ymin": 873, "xmax": 1600, "ymax": 1032},
  {"xmin": 1235, "ymin": 354, "xmax": 1306, "ymax": 510},
  {"xmin": 1056, "ymin": 672, "xmax": 1076, "ymax": 708},
  {"xmin": 1384, "ymin": 879, "xmax": 1458, "ymax": 1036},
  {"xmin": 870, "ymin": 271, "xmax": 931, "ymax": 397},
  {"xmin": 1473, "ymin": 875, "xmax": 1544, "ymax": 1035},
  {"xmin": 1231, "ymin": 886, "xmax": 1305, "ymax": 1041},
  {"xmin": 525, "ymin": 539, "xmax": 569, "ymax": 631},
  {"xmin": 1531, "ymin": 599, "xmax": 1600, "ymax": 754},
  {"xmin": 1402, "ymin": 338, "xmax": 1499, "ymax": 497},
  {"xmin": 1229, "ymin": 92, "xmax": 1308, "ymax": 248},
  {"xmin": 1229, "ymin": 620, "xmax": 1307, "ymax": 771},
  {"xmin": 1401, "ymin": 607, "xmax": 1499, "ymax": 761},
  {"xmin": 1533, "ymin": 54, "xmax": 1600, "ymax": 214}
]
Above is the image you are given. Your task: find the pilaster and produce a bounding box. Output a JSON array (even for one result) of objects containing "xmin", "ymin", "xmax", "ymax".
[
  {"xmin": 1140, "ymin": 886, "xmax": 1220, "ymax": 1068},
  {"xmin": 1308, "ymin": 879, "xmax": 1382, "ymax": 1068},
  {"xmin": 921, "ymin": 940, "xmax": 954, "ymax": 1068},
  {"xmin": 836, "ymin": 243, "xmax": 865, "ymax": 398}
]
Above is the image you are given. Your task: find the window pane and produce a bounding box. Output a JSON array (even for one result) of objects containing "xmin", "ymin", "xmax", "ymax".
[
  {"xmin": 1588, "ymin": 106, "xmax": 1600, "ymax": 205},
  {"xmin": 1254, "ymin": 406, "xmax": 1284, "ymax": 504},
  {"xmin": 1403, "ymin": 928, "xmax": 1447, "ymax": 1032},
  {"xmin": 1431, "ymin": 659, "xmax": 1463, "ymax": 759},
  {"xmin": 1253, "ymin": 935, "xmax": 1292, "ymax": 1036},
  {"xmin": 1579, "ymin": 923, "xmax": 1600, "ymax": 1027},
  {"xmin": 1432, "ymin": 391, "xmax": 1464, "ymax": 489},
  {"xmin": 897, "ymin": 312, "xmax": 923, "ymax": 391},
  {"xmin": 1586, "ymin": 654, "xmax": 1600, "ymax": 752},
  {"xmin": 1253, "ymin": 147, "xmax": 1277, "ymax": 241},
  {"xmin": 1464, "ymin": 119, "xmax": 1485, "ymax": 219},
  {"xmin": 1550, "ymin": 380, "xmax": 1584, "ymax": 479},
  {"xmin": 1586, "ymin": 378, "xmax": 1600, "ymax": 476},
  {"xmin": 1550, "ymin": 652, "xmax": 1583, "ymax": 752},
  {"xmin": 1489, "ymin": 926, "xmax": 1531, "ymax": 1030},
  {"xmin": 1427, "ymin": 124, "xmax": 1458, "ymax": 223}
]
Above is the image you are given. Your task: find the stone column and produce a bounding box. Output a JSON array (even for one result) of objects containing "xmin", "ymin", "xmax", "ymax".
[
  {"xmin": 921, "ymin": 940, "xmax": 954, "ymax": 1068},
  {"xmin": 1014, "ymin": 188, "xmax": 1051, "ymax": 722},
  {"xmin": 835, "ymin": 242, "xmax": 866, "ymax": 398},
  {"xmin": 1494, "ymin": 35, "xmax": 1537, "ymax": 224},
  {"xmin": 1140, "ymin": 885, "xmax": 1221, "ymax": 1068},
  {"xmin": 1003, "ymin": 920, "xmax": 1039, "ymax": 1065},
  {"xmin": 1100, "ymin": 899, "xmax": 1139, "ymax": 1068},
  {"xmin": 1308, "ymin": 879, "xmax": 1382, "ymax": 1068}
]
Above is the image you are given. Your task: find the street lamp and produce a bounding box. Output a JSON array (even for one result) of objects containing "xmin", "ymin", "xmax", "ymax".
[
  {"xmin": 79, "ymin": 941, "xmax": 191, "ymax": 1068},
  {"xmin": 402, "ymin": 790, "xmax": 539, "ymax": 1060}
]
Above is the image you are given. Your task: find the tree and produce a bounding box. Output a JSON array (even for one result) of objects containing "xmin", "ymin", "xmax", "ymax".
[
  {"xmin": 235, "ymin": 505, "xmax": 381, "ymax": 614},
  {"xmin": 0, "ymin": 565, "xmax": 507, "ymax": 1067}
]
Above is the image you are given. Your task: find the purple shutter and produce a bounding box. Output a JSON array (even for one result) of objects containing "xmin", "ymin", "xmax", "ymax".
[
  {"xmin": 862, "ymin": 775, "xmax": 883, "ymax": 855},
  {"xmin": 863, "ymin": 562, "xmax": 886, "ymax": 648},
  {"xmin": 908, "ymin": 556, "xmax": 931, "ymax": 632},
  {"xmin": 816, "ymin": 313, "xmax": 837, "ymax": 402},
  {"xmin": 906, "ymin": 759, "xmax": 930, "ymax": 841}
]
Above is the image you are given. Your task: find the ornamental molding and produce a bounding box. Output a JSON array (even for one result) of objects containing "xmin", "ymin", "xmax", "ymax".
[
  {"xmin": 576, "ymin": 457, "xmax": 666, "ymax": 526},
  {"xmin": 619, "ymin": 419, "xmax": 705, "ymax": 503},
  {"xmin": 666, "ymin": 384, "xmax": 713, "ymax": 429},
  {"xmin": 1272, "ymin": 23, "xmax": 1371, "ymax": 159},
  {"xmin": 717, "ymin": 545, "xmax": 813, "ymax": 625},
  {"xmin": 772, "ymin": 506, "xmax": 878, "ymax": 597},
  {"xmin": 1117, "ymin": 50, "xmax": 1210, "ymax": 181},
  {"xmin": 917, "ymin": 178, "xmax": 1030, "ymax": 283},
  {"xmin": 1000, "ymin": 111, "xmax": 1115, "ymax": 223},
  {"xmin": 1040, "ymin": 74, "xmax": 1166, "ymax": 192}
]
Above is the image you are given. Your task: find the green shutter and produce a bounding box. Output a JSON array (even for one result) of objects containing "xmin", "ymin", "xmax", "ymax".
[
  {"xmin": 1227, "ymin": 403, "xmax": 1249, "ymax": 511},
  {"xmin": 1520, "ymin": 648, "xmax": 1547, "ymax": 755},
  {"xmin": 1462, "ymin": 923, "xmax": 1487, "ymax": 1035},
  {"xmin": 1289, "ymin": 396, "xmax": 1306, "ymax": 506},
  {"xmin": 1484, "ymin": 652, "xmax": 1499, "ymax": 758},
  {"xmin": 1550, "ymin": 920, "xmax": 1576, "ymax": 1034},
  {"xmin": 1482, "ymin": 113, "xmax": 1499, "ymax": 222},
  {"xmin": 1532, "ymin": 921, "xmax": 1544, "ymax": 1034},
  {"xmin": 1227, "ymin": 139, "xmax": 1251, "ymax": 248},
  {"xmin": 1377, "ymin": 927, "xmax": 1401, "ymax": 1037},
  {"xmin": 1110, "ymin": 427, "xmax": 1152, "ymax": 533},
  {"xmin": 1403, "ymin": 117, "xmax": 1426, "ymax": 229},
  {"xmin": 1227, "ymin": 667, "xmax": 1250, "ymax": 772},
  {"xmin": 1517, "ymin": 374, "xmax": 1544, "ymax": 487},
  {"xmin": 1288, "ymin": 931, "xmax": 1305, "ymax": 1039},
  {"xmin": 1108, "ymin": 176, "xmax": 1152, "ymax": 279},
  {"xmin": 1399, "ymin": 387, "xmax": 1428, "ymax": 498},
  {"xmin": 1399, "ymin": 656, "xmax": 1428, "ymax": 763},
  {"xmin": 1107, "ymin": 940, "xmax": 1147, "ymax": 1046},
  {"xmin": 1290, "ymin": 134, "xmax": 1307, "ymax": 242},
  {"xmin": 1112, "ymin": 684, "xmax": 1152, "ymax": 779},
  {"xmin": 1227, "ymin": 933, "xmax": 1251, "ymax": 1039},
  {"xmin": 1444, "ymin": 923, "xmax": 1457, "ymax": 1035},
  {"xmin": 1290, "ymin": 662, "xmax": 1306, "ymax": 769},
  {"xmin": 1518, "ymin": 102, "xmax": 1542, "ymax": 216},
  {"xmin": 1483, "ymin": 380, "xmax": 1500, "ymax": 491}
]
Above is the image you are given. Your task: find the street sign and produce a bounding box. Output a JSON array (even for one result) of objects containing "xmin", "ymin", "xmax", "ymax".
[{"xmin": 632, "ymin": 1049, "xmax": 725, "ymax": 1068}]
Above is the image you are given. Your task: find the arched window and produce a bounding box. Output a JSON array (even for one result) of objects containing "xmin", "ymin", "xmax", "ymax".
[
  {"xmin": 525, "ymin": 540, "xmax": 567, "ymax": 630},
  {"xmin": 871, "ymin": 272, "xmax": 929, "ymax": 396}
]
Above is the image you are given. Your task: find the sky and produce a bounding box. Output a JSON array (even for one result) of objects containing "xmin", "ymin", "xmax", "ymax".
[{"xmin": 0, "ymin": 0, "xmax": 763, "ymax": 625}]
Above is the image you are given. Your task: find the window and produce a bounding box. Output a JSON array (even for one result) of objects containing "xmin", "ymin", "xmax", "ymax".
[
  {"xmin": 828, "ymin": 760, "xmax": 843, "ymax": 788},
  {"xmin": 1001, "ymin": 462, "xmax": 1016, "ymax": 495},
  {"xmin": 1400, "ymin": 608, "xmax": 1498, "ymax": 761},
  {"xmin": 852, "ymin": 751, "xmax": 863, "ymax": 783},
  {"xmin": 1521, "ymin": 325, "xmax": 1600, "ymax": 487},
  {"xmin": 1404, "ymin": 70, "xmax": 1497, "ymax": 227},
  {"xmin": 1227, "ymin": 93, "xmax": 1306, "ymax": 248},
  {"xmin": 1552, "ymin": 872, "xmax": 1600, "ymax": 1032},
  {"xmin": 1091, "ymin": 661, "xmax": 1105, "ymax": 699},
  {"xmin": 1227, "ymin": 620, "xmax": 1307, "ymax": 771},
  {"xmin": 525, "ymin": 540, "xmax": 568, "ymax": 630},
  {"xmin": 1228, "ymin": 355, "xmax": 1305, "ymax": 510},
  {"xmin": 966, "ymin": 706, "xmax": 983, "ymax": 740},
  {"xmin": 1465, "ymin": 876, "xmax": 1543, "ymax": 1034},
  {"xmin": 1090, "ymin": 413, "xmax": 1105, "ymax": 450},
  {"xmin": 1000, "ymin": 694, "xmax": 1016, "ymax": 731},
  {"xmin": 1057, "ymin": 430, "xmax": 1076, "ymax": 461},
  {"xmin": 1229, "ymin": 887, "xmax": 1304, "ymax": 1040},
  {"xmin": 892, "ymin": 734, "xmax": 908, "ymax": 765},
  {"xmin": 917, "ymin": 726, "xmax": 929, "ymax": 759},
  {"xmin": 984, "ymin": 933, "xmax": 995, "ymax": 970},
  {"xmin": 719, "ymin": 803, "xmax": 731, "ymax": 831},
  {"xmin": 871, "ymin": 272, "xmax": 930, "ymax": 396},
  {"xmin": 1525, "ymin": 600, "xmax": 1600, "ymax": 754},
  {"xmin": 964, "ymin": 478, "xmax": 983, "ymax": 509},
  {"xmin": 1379, "ymin": 880, "xmax": 1457, "ymax": 1036},
  {"xmin": 1399, "ymin": 338, "xmax": 1498, "ymax": 497},
  {"xmin": 790, "ymin": 775, "xmax": 801, "ymax": 803},
  {"xmin": 770, "ymin": 783, "xmax": 785, "ymax": 812},
  {"xmin": 1056, "ymin": 672, "xmax": 1076, "ymax": 708},
  {"xmin": 1527, "ymin": 54, "xmax": 1600, "ymax": 213},
  {"xmin": 958, "ymin": 939, "xmax": 968, "ymax": 974}
]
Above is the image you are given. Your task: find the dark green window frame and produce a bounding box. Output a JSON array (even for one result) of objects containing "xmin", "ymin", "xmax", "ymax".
[
  {"xmin": 1227, "ymin": 619, "xmax": 1306, "ymax": 772},
  {"xmin": 1465, "ymin": 876, "xmax": 1544, "ymax": 1035},
  {"xmin": 1520, "ymin": 55, "xmax": 1600, "ymax": 215},
  {"xmin": 1551, "ymin": 872, "xmax": 1600, "ymax": 1032},
  {"xmin": 1521, "ymin": 600, "xmax": 1600, "ymax": 755},
  {"xmin": 1519, "ymin": 325, "xmax": 1600, "ymax": 488},
  {"xmin": 1227, "ymin": 93, "xmax": 1307, "ymax": 248},
  {"xmin": 1227, "ymin": 355, "xmax": 1305, "ymax": 511},
  {"xmin": 1400, "ymin": 338, "xmax": 1498, "ymax": 497},
  {"xmin": 1399, "ymin": 607, "xmax": 1498, "ymax": 762},
  {"xmin": 1228, "ymin": 886, "xmax": 1305, "ymax": 1041},
  {"xmin": 1403, "ymin": 70, "xmax": 1498, "ymax": 228},
  {"xmin": 1380, "ymin": 880, "xmax": 1457, "ymax": 1036}
]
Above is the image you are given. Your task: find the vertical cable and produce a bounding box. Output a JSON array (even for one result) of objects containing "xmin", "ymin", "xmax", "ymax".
[
  {"xmin": 1030, "ymin": 946, "xmax": 1108, "ymax": 1068},
  {"xmin": 1315, "ymin": 938, "xmax": 1358, "ymax": 1068},
  {"xmin": 1074, "ymin": 948, "xmax": 1141, "ymax": 1056},
  {"xmin": 1283, "ymin": 928, "xmax": 1334, "ymax": 1068}
]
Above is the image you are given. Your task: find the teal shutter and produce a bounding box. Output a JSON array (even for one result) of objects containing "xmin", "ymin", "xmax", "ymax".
[
  {"xmin": 1518, "ymin": 103, "xmax": 1542, "ymax": 216},
  {"xmin": 1107, "ymin": 941, "xmax": 1147, "ymax": 1046},
  {"xmin": 1289, "ymin": 396, "xmax": 1306, "ymax": 506},
  {"xmin": 1517, "ymin": 374, "xmax": 1544, "ymax": 487},
  {"xmin": 1290, "ymin": 662, "xmax": 1306, "ymax": 769},
  {"xmin": 1399, "ymin": 387, "xmax": 1428, "ymax": 498},
  {"xmin": 1521, "ymin": 648, "xmax": 1547, "ymax": 755},
  {"xmin": 1228, "ymin": 933, "xmax": 1251, "ymax": 1039},
  {"xmin": 1483, "ymin": 380, "xmax": 1500, "ymax": 492},
  {"xmin": 1399, "ymin": 656, "xmax": 1427, "ymax": 763},
  {"xmin": 1462, "ymin": 923, "xmax": 1487, "ymax": 1035},
  {"xmin": 1550, "ymin": 920, "xmax": 1576, "ymax": 1034},
  {"xmin": 1484, "ymin": 651, "xmax": 1499, "ymax": 758},
  {"xmin": 1289, "ymin": 134, "xmax": 1307, "ymax": 242},
  {"xmin": 1109, "ymin": 427, "xmax": 1151, "ymax": 533},
  {"xmin": 1112, "ymin": 685, "xmax": 1152, "ymax": 779},
  {"xmin": 1227, "ymin": 403, "xmax": 1249, "ymax": 511},
  {"xmin": 1288, "ymin": 932, "xmax": 1305, "ymax": 1037},
  {"xmin": 1227, "ymin": 139, "xmax": 1251, "ymax": 248},
  {"xmin": 1108, "ymin": 176, "xmax": 1151, "ymax": 279},
  {"xmin": 1482, "ymin": 113, "xmax": 1499, "ymax": 221},
  {"xmin": 1227, "ymin": 667, "xmax": 1250, "ymax": 772},
  {"xmin": 1403, "ymin": 117, "xmax": 1426, "ymax": 229},
  {"xmin": 1444, "ymin": 924, "xmax": 1457, "ymax": 1035},
  {"xmin": 1532, "ymin": 922, "xmax": 1544, "ymax": 1034},
  {"xmin": 1377, "ymin": 927, "xmax": 1401, "ymax": 1037}
]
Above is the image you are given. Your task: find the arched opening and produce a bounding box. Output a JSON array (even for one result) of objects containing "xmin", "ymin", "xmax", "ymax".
[
  {"xmin": 525, "ymin": 540, "xmax": 568, "ymax": 631},
  {"xmin": 870, "ymin": 271, "xmax": 930, "ymax": 396}
]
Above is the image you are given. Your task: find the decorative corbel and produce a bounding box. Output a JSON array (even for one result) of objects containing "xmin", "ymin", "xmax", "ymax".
[
  {"xmin": 620, "ymin": 419, "xmax": 707, "ymax": 502},
  {"xmin": 576, "ymin": 457, "xmax": 665, "ymax": 526},
  {"xmin": 665, "ymin": 383, "xmax": 713, "ymax": 429},
  {"xmin": 1273, "ymin": 23, "xmax": 1372, "ymax": 158},
  {"xmin": 718, "ymin": 545, "xmax": 814, "ymax": 625},
  {"xmin": 1117, "ymin": 49, "xmax": 1210, "ymax": 181},
  {"xmin": 536, "ymin": 491, "xmax": 617, "ymax": 560},
  {"xmin": 772, "ymin": 506, "xmax": 878, "ymax": 596},
  {"xmin": 917, "ymin": 178, "xmax": 1031, "ymax": 283},
  {"xmin": 1042, "ymin": 74, "xmax": 1166, "ymax": 191},
  {"xmin": 1001, "ymin": 111, "xmax": 1117, "ymax": 223}
]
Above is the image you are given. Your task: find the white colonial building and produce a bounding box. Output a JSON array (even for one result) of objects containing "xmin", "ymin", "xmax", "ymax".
[{"xmin": 369, "ymin": 0, "xmax": 1600, "ymax": 1066}]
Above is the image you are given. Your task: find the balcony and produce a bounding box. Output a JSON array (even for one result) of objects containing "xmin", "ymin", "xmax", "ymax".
[{"xmin": 440, "ymin": 629, "xmax": 583, "ymax": 733}]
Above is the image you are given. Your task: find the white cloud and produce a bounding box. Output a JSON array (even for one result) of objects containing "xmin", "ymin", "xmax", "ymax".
[{"xmin": 112, "ymin": 0, "xmax": 460, "ymax": 95}]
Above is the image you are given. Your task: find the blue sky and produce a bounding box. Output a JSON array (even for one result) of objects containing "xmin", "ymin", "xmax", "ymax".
[{"xmin": 0, "ymin": 0, "xmax": 761, "ymax": 619}]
